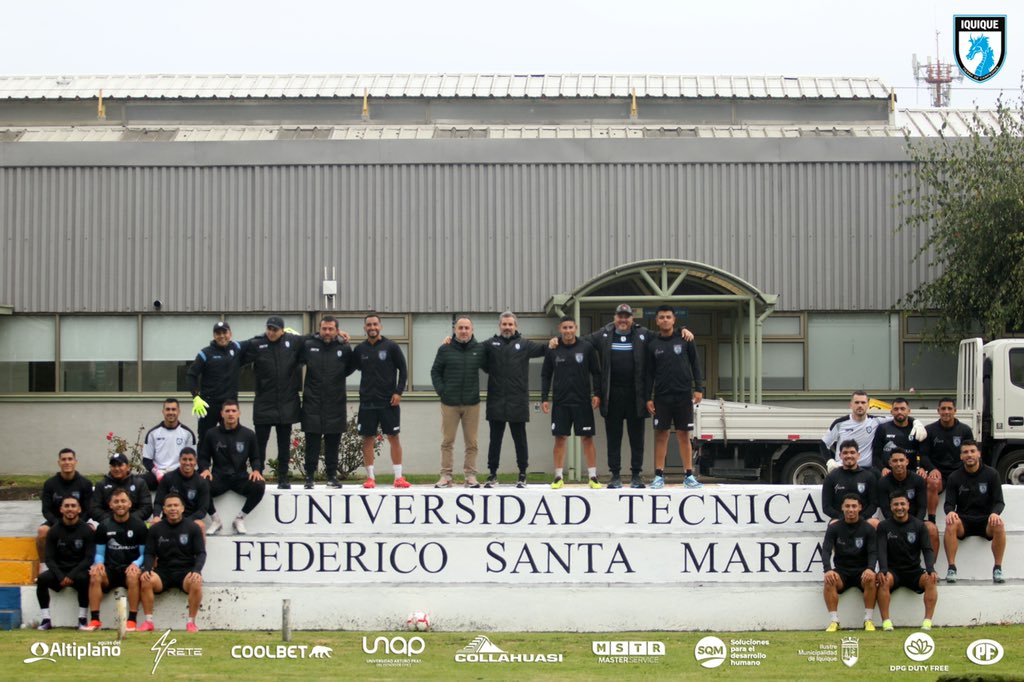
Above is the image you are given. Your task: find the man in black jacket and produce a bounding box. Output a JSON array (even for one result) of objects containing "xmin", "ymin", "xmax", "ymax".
[
  {"xmin": 821, "ymin": 493, "xmax": 878, "ymax": 632},
  {"xmin": 38, "ymin": 448, "xmax": 92, "ymax": 568},
  {"xmin": 482, "ymin": 312, "xmax": 545, "ymax": 488},
  {"xmin": 154, "ymin": 447, "xmax": 211, "ymax": 530},
  {"xmin": 943, "ymin": 439, "xmax": 1007, "ymax": 584},
  {"xmin": 821, "ymin": 440, "xmax": 879, "ymax": 526},
  {"xmin": 645, "ymin": 305, "xmax": 704, "ymax": 489},
  {"xmin": 300, "ymin": 316, "xmax": 355, "ymax": 489},
  {"xmin": 876, "ymin": 490, "xmax": 939, "ymax": 631},
  {"xmin": 921, "ymin": 397, "xmax": 975, "ymax": 522},
  {"xmin": 36, "ymin": 496, "xmax": 94, "ymax": 630},
  {"xmin": 541, "ymin": 316, "xmax": 603, "ymax": 489},
  {"xmin": 187, "ymin": 321, "xmax": 247, "ymax": 443},
  {"xmin": 199, "ymin": 400, "xmax": 265, "ymax": 535},
  {"xmin": 351, "ymin": 314, "xmax": 409, "ymax": 489},
  {"xmin": 91, "ymin": 454, "xmax": 153, "ymax": 524},
  {"xmin": 242, "ymin": 315, "xmax": 304, "ymax": 489}
]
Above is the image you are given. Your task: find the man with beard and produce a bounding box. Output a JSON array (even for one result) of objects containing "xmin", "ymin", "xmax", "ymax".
[
  {"xmin": 876, "ymin": 490, "xmax": 939, "ymax": 631},
  {"xmin": 822, "ymin": 493, "xmax": 878, "ymax": 631},
  {"xmin": 199, "ymin": 401, "xmax": 265, "ymax": 535},
  {"xmin": 300, "ymin": 315, "xmax": 356, "ymax": 489},
  {"xmin": 921, "ymin": 397, "xmax": 975, "ymax": 522},
  {"xmin": 822, "ymin": 440, "xmax": 879, "ymax": 527},
  {"xmin": 872, "ymin": 398, "xmax": 926, "ymax": 475},
  {"xmin": 943, "ymin": 439, "xmax": 1007, "ymax": 584},
  {"xmin": 38, "ymin": 448, "xmax": 92, "ymax": 568},
  {"xmin": 81, "ymin": 489, "xmax": 147, "ymax": 632},
  {"xmin": 351, "ymin": 314, "xmax": 409, "ymax": 488},
  {"xmin": 36, "ymin": 496, "xmax": 94, "ymax": 630},
  {"xmin": 878, "ymin": 448, "xmax": 937, "ymax": 555}
]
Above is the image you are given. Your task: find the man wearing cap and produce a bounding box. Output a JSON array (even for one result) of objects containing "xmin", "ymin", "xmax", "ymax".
[
  {"xmin": 187, "ymin": 321, "xmax": 246, "ymax": 444},
  {"xmin": 241, "ymin": 315, "xmax": 305, "ymax": 489},
  {"xmin": 141, "ymin": 398, "xmax": 196, "ymax": 491},
  {"xmin": 90, "ymin": 454, "xmax": 153, "ymax": 524}
]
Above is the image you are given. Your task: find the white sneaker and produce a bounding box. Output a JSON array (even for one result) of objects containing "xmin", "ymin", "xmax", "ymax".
[
  {"xmin": 232, "ymin": 517, "xmax": 247, "ymax": 535},
  {"xmin": 207, "ymin": 517, "xmax": 222, "ymax": 535}
]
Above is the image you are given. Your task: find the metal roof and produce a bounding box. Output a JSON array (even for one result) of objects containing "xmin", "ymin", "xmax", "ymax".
[
  {"xmin": 0, "ymin": 74, "xmax": 892, "ymax": 100},
  {"xmin": 897, "ymin": 108, "xmax": 1018, "ymax": 136}
]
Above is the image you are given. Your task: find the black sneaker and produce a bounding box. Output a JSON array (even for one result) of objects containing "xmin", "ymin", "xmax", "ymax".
[
  {"xmin": 327, "ymin": 478, "xmax": 342, "ymax": 488},
  {"xmin": 303, "ymin": 478, "xmax": 314, "ymax": 490},
  {"xmin": 516, "ymin": 474, "xmax": 527, "ymax": 489},
  {"xmin": 607, "ymin": 475, "xmax": 623, "ymax": 489},
  {"xmin": 630, "ymin": 474, "xmax": 646, "ymax": 489},
  {"xmin": 278, "ymin": 479, "xmax": 291, "ymax": 490},
  {"xmin": 484, "ymin": 474, "xmax": 498, "ymax": 488}
]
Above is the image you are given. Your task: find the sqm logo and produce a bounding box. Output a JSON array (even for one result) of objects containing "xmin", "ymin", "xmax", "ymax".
[
  {"xmin": 841, "ymin": 637, "xmax": 859, "ymax": 667},
  {"xmin": 966, "ymin": 639, "xmax": 1004, "ymax": 666},
  {"xmin": 954, "ymin": 15, "xmax": 1007, "ymax": 82},
  {"xmin": 362, "ymin": 636, "xmax": 425, "ymax": 657},
  {"xmin": 903, "ymin": 632, "xmax": 935, "ymax": 663},
  {"xmin": 694, "ymin": 636, "xmax": 727, "ymax": 669}
]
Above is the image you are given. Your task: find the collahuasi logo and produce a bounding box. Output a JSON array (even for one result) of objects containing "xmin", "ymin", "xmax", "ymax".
[
  {"xmin": 454, "ymin": 635, "xmax": 562, "ymax": 663},
  {"xmin": 954, "ymin": 15, "xmax": 1007, "ymax": 82}
]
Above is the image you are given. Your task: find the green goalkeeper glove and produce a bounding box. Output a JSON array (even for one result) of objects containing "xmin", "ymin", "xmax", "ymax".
[
  {"xmin": 284, "ymin": 327, "xmax": 298, "ymax": 335},
  {"xmin": 192, "ymin": 396, "xmax": 210, "ymax": 417}
]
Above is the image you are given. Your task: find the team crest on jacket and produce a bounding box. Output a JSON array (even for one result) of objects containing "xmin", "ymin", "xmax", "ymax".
[
  {"xmin": 856, "ymin": 482, "xmax": 866, "ymax": 494},
  {"xmin": 187, "ymin": 489, "xmax": 197, "ymax": 501},
  {"xmin": 129, "ymin": 485, "xmax": 136, "ymax": 492},
  {"xmin": 127, "ymin": 530, "xmax": 134, "ymax": 538},
  {"xmin": 378, "ymin": 350, "xmax": 387, "ymax": 361},
  {"xmin": 176, "ymin": 437, "xmax": 184, "ymax": 445},
  {"xmin": 673, "ymin": 344, "xmax": 682, "ymax": 355},
  {"xmin": 71, "ymin": 491, "xmax": 80, "ymax": 499},
  {"xmin": 575, "ymin": 353, "xmax": 584, "ymax": 364},
  {"xmin": 855, "ymin": 537, "xmax": 864, "ymax": 549},
  {"xmin": 515, "ymin": 343, "xmax": 521, "ymax": 350},
  {"xmin": 907, "ymin": 489, "xmax": 916, "ymax": 499},
  {"xmin": 337, "ymin": 350, "xmax": 343, "ymax": 357},
  {"xmin": 235, "ymin": 442, "xmax": 245, "ymax": 453},
  {"xmin": 74, "ymin": 539, "xmax": 83, "ymax": 549},
  {"xmin": 229, "ymin": 349, "xmax": 235, "ymax": 356},
  {"xmin": 979, "ymin": 483, "xmax": 988, "ymax": 494},
  {"xmin": 907, "ymin": 531, "xmax": 917, "ymax": 544},
  {"xmin": 179, "ymin": 533, "xmax": 189, "ymax": 545},
  {"xmin": 953, "ymin": 437, "xmax": 962, "ymax": 447}
]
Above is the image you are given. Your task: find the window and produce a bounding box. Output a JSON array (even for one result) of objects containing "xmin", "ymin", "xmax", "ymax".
[
  {"xmin": 60, "ymin": 317, "xmax": 138, "ymax": 391},
  {"xmin": 718, "ymin": 342, "xmax": 804, "ymax": 391},
  {"xmin": 142, "ymin": 316, "xmax": 219, "ymax": 392},
  {"xmin": 0, "ymin": 316, "xmax": 56, "ymax": 392},
  {"xmin": 807, "ymin": 313, "xmax": 893, "ymax": 390},
  {"xmin": 1008, "ymin": 348, "xmax": 1024, "ymax": 389}
]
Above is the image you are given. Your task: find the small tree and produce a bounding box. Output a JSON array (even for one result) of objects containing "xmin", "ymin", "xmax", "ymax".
[
  {"xmin": 105, "ymin": 427, "xmax": 146, "ymax": 471},
  {"xmin": 899, "ymin": 96, "xmax": 1024, "ymax": 343}
]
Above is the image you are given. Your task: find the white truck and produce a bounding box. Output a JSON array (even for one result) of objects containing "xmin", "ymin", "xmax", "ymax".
[{"xmin": 694, "ymin": 338, "xmax": 1024, "ymax": 486}]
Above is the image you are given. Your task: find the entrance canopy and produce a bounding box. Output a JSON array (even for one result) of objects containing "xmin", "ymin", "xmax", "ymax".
[{"xmin": 544, "ymin": 259, "xmax": 778, "ymax": 403}]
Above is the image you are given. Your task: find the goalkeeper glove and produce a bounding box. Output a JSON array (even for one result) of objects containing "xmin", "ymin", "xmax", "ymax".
[{"xmin": 192, "ymin": 396, "xmax": 210, "ymax": 417}]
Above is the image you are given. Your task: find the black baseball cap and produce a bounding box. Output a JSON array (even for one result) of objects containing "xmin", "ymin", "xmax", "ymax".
[
  {"xmin": 266, "ymin": 316, "xmax": 285, "ymax": 330},
  {"xmin": 213, "ymin": 321, "xmax": 230, "ymax": 333},
  {"xmin": 615, "ymin": 304, "xmax": 634, "ymax": 316},
  {"xmin": 109, "ymin": 453, "xmax": 129, "ymax": 466}
]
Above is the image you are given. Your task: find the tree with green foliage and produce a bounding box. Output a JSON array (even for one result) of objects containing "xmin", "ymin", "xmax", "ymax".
[{"xmin": 899, "ymin": 98, "xmax": 1024, "ymax": 343}]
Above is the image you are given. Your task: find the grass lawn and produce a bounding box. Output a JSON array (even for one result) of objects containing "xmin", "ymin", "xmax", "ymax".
[{"xmin": 1, "ymin": 626, "xmax": 1022, "ymax": 681}]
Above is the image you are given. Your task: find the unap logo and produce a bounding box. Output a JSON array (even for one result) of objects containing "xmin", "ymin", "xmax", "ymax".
[
  {"xmin": 955, "ymin": 16, "xmax": 1006, "ymax": 82},
  {"xmin": 966, "ymin": 639, "xmax": 1004, "ymax": 666},
  {"xmin": 694, "ymin": 636, "xmax": 727, "ymax": 668}
]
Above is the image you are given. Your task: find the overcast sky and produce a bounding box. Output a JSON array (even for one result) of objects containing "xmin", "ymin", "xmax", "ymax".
[{"xmin": 3, "ymin": 0, "xmax": 1017, "ymax": 108}]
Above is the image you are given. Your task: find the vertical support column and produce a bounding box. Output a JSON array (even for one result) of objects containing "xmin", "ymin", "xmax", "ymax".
[{"xmin": 748, "ymin": 298, "xmax": 756, "ymax": 405}]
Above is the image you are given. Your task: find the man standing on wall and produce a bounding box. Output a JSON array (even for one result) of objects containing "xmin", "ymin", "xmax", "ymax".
[
  {"xmin": 431, "ymin": 316, "xmax": 486, "ymax": 488},
  {"xmin": 299, "ymin": 316, "xmax": 355, "ymax": 489},
  {"xmin": 351, "ymin": 314, "xmax": 409, "ymax": 489},
  {"xmin": 187, "ymin": 321, "xmax": 246, "ymax": 444},
  {"xmin": 645, "ymin": 305, "xmax": 704, "ymax": 489}
]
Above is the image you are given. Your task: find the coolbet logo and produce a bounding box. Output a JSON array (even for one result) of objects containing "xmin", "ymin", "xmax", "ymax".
[
  {"xmin": 903, "ymin": 632, "xmax": 935, "ymax": 662},
  {"xmin": 454, "ymin": 635, "xmax": 563, "ymax": 664},
  {"xmin": 954, "ymin": 15, "xmax": 1007, "ymax": 82},
  {"xmin": 694, "ymin": 636, "xmax": 727, "ymax": 668},
  {"xmin": 231, "ymin": 644, "xmax": 333, "ymax": 659},
  {"xmin": 966, "ymin": 639, "xmax": 1004, "ymax": 666},
  {"xmin": 24, "ymin": 640, "xmax": 121, "ymax": 664},
  {"xmin": 150, "ymin": 629, "xmax": 202, "ymax": 674},
  {"xmin": 591, "ymin": 640, "xmax": 666, "ymax": 664}
]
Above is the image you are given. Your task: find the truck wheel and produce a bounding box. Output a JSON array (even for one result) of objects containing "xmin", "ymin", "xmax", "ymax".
[
  {"xmin": 996, "ymin": 450, "xmax": 1024, "ymax": 485},
  {"xmin": 780, "ymin": 453, "xmax": 827, "ymax": 486}
]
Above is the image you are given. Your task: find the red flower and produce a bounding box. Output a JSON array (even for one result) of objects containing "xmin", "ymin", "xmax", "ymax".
[
  {"xmin": 292, "ymin": 439, "xmax": 300, "ymax": 447},
  {"xmin": 106, "ymin": 432, "xmax": 113, "ymax": 441},
  {"xmin": 376, "ymin": 434, "xmax": 384, "ymax": 442}
]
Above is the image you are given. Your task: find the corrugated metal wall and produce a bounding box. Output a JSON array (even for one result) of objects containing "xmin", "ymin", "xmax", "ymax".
[{"xmin": 0, "ymin": 162, "xmax": 929, "ymax": 313}]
